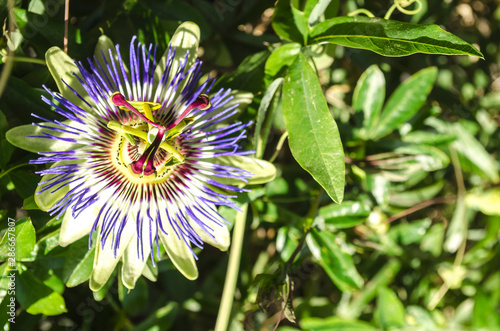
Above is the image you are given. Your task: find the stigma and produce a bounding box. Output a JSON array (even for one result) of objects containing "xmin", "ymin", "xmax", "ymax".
[{"xmin": 107, "ymin": 92, "xmax": 211, "ymax": 177}]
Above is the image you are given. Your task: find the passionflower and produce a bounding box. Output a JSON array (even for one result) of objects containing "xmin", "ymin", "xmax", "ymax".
[{"xmin": 7, "ymin": 23, "xmax": 275, "ymax": 290}]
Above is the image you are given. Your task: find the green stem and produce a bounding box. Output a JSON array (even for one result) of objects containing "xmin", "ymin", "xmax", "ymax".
[
  {"xmin": 0, "ymin": 163, "xmax": 31, "ymax": 180},
  {"xmin": 2, "ymin": 56, "xmax": 46, "ymax": 66},
  {"xmin": 384, "ymin": 4, "xmax": 398, "ymax": 19},
  {"xmin": 214, "ymin": 203, "xmax": 248, "ymax": 331},
  {"xmin": 268, "ymin": 131, "xmax": 288, "ymax": 163}
]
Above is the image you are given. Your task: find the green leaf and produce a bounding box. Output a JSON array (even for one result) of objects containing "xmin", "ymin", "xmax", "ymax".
[
  {"xmin": 395, "ymin": 145, "xmax": 450, "ymax": 172},
  {"xmin": 283, "ymin": 53, "xmax": 345, "ymax": 203},
  {"xmin": 0, "ymin": 76, "xmax": 55, "ymax": 122},
  {"xmin": 390, "ymin": 218, "xmax": 432, "ymax": 245},
  {"xmin": 342, "ymin": 259, "xmax": 401, "ymax": 319},
  {"xmin": 309, "ymin": 16, "xmax": 483, "ymax": 57},
  {"xmin": 16, "ymin": 270, "xmax": 67, "ymax": 316},
  {"xmin": 389, "ymin": 180, "xmax": 444, "ymax": 208},
  {"xmin": 306, "ymin": 43, "xmax": 336, "ymax": 71},
  {"xmin": 480, "ymin": 91, "xmax": 500, "ymax": 109},
  {"xmin": 318, "ymin": 201, "xmax": 371, "ymax": 228},
  {"xmin": 420, "ymin": 223, "xmax": 444, "ymax": 257},
  {"xmin": 8, "ymin": 170, "xmax": 39, "ymax": 199},
  {"xmin": 473, "ymin": 289, "xmax": 500, "ymax": 329},
  {"xmin": 42, "ymin": 271, "xmax": 65, "ymax": 294},
  {"xmin": 301, "ymin": 316, "xmax": 377, "ymax": 330},
  {"xmin": 22, "ymin": 195, "xmax": 39, "ymax": 210},
  {"xmin": 119, "ymin": 277, "xmax": 148, "ymax": 317},
  {"xmin": 63, "ymin": 236, "xmax": 96, "ymax": 287},
  {"xmin": 352, "ymin": 64, "xmax": 385, "ymax": 136},
  {"xmin": 402, "ymin": 131, "xmax": 456, "ymax": 145},
  {"xmin": 366, "ymin": 174, "xmax": 389, "ymax": 206},
  {"xmin": 444, "ymin": 195, "xmax": 468, "ymax": 253},
  {"xmin": 375, "ymin": 288, "xmax": 405, "ymax": 329},
  {"xmin": 426, "ymin": 118, "xmax": 500, "ymax": 183},
  {"xmin": 466, "ymin": 189, "xmax": 500, "ymax": 216},
  {"xmin": 307, "ymin": 229, "xmax": 363, "ymax": 292},
  {"xmin": 214, "ymin": 50, "xmax": 270, "ymax": 94},
  {"xmin": 276, "ymin": 226, "xmax": 301, "ymax": 262},
  {"xmin": 0, "ymin": 218, "xmax": 36, "ymax": 261},
  {"xmin": 272, "ymin": 0, "xmax": 307, "ymax": 44},
  {"xmin": 369, "ymin": 67, "xmax": 437, "ymax": 140},
  {"xmin": 134, "ymin": 302, "xmax": 178, "ymax": 331},
  {"xmin": 405, "ymin": 306, "xmax": 437, "ymax": 329},
  {"xmin": 254, "ymin": 78, "xmax": 284, "ymax": 158},
  {"xmin": 141, "ymin": 0, "xmax": 210, "ymax": 39},
  {"xmin": 265, "ymin": 43, "xmax": 301, "ymax": 81}
]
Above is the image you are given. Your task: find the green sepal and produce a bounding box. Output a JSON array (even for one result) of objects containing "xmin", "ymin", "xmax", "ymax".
[
  {"xmin": 45, "ymin": 47, "xmax": 93, "ymax": 111},
  {"xmin": 6, "ymin": 121, "xmax": 84, "ymax": 153}
]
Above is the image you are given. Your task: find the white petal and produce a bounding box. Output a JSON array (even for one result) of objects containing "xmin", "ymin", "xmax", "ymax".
[
  {"xmin": 158, "ymin": 205, "xmax": 198, "ymax": 280},
  {"xmin": 187, "ymin": 206, "xmax": 230, "ymax": 251},
  {"xmin": 59, "ymin": 184, "xmax": 113, "ymax": 247},
  {"xmin": 121, "ymin": 216, "xmax": 155, "ymax": 289},
  {"xmin": 59, "ymin": 202, "xmax": 100, "ymax": 247},
  {"xmin": 89, "ymin": 219, "xmax": 136, "ymax": 291},
  {"xmin": 194, "ymin": 222, "xmax": 230, "ymax": 252}
]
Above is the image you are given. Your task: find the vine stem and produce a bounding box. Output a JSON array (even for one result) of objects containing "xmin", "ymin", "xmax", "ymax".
[
  {"xmin": 0, "ymin": 163, "xmax": 31, "ymax": 180},
  {"xmin": 214, "ymin": 203, "xmax": 248, "ymax": 331},
  {"xmin": 1, "ymin": 57, "xmax": 46, "ymax": 65},
  {"xmin": 347, "ymin": 9, "xmax": 375, "ymax": 17},
  {"xmin": 268, "ymin": 131, "xmax": 288, "ymax": 163},
  {"xmin": 0, "ymin": 0, "xmax": 16, "ymax": 99}
]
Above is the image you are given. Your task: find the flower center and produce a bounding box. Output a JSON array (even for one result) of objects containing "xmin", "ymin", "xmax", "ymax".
[{"xmin": 107, "ymin": 92, "xmax": 210, "ymax": 179}]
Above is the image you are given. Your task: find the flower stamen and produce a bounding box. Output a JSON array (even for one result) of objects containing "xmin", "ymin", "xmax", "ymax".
[{"xmin": 165, "ymin": 94, "xmax": 211, "ymax": 130}]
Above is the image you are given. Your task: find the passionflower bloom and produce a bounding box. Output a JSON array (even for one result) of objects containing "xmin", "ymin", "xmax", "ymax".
[{"xmin": 7, "ymin": 23, "xmax": 275, "ymax": 290}]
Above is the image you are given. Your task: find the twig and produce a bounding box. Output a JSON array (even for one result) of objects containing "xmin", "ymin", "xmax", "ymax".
[
  {"xmin": 386, "ymin": 195, "xmax": 456, "ymax": 223},
  {"xmin": 64, "ymin": 0, "xmax": 70, "ymax": 53}
]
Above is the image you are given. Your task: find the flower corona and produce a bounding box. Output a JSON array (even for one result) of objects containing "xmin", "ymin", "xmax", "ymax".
[{"xmin": 26, "ymin": 27, "xmax": 254, "ymax": 290}]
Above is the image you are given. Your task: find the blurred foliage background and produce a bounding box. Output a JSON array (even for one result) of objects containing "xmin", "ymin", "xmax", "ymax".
[{"xmin": 0, "ymin": 0, "xmax": 499, "ymax": 330}]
